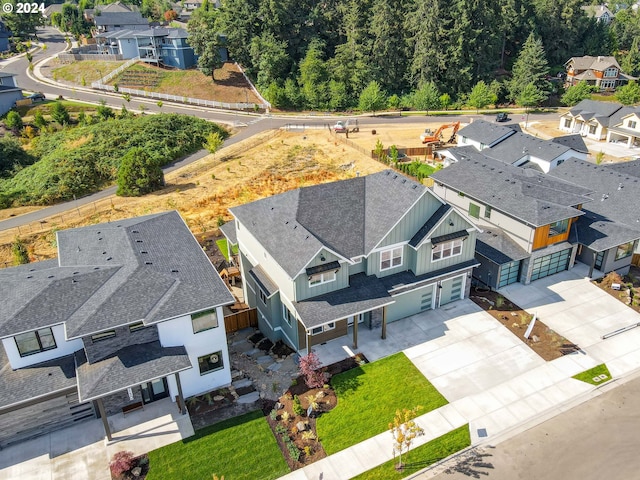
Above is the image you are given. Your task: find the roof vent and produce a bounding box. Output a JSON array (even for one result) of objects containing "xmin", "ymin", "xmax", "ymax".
[
  {"xmin": 94, "ymin": 267, "xmax": 100, "ymax": 270},
  {"xmin": 73, "ymin": 271, "xmax": 79, "ymax": 275},
  {"xmin": 97, "ymin": 231, "xmax": 101, "ymax": 234},
  {"xmin": 136, "ymin": 240, "xmax": 143, "ymax": 243},
  {"xmin": 412, "ymin": 185, "xmax": 418, "ymax": 189},
  {"xmin": 385, "ymin": 171, "xmax": 391, "ymax": 175},
  {"xmin": 141, "ymin": 251, "xmax": 148, "ymax": 254},
  {"xmin": 132, "ymin": 230, "xmax": 139, "ymax": 233},
  {"xmin": 47, "ymin": 275, "xmax": 54, "ymax": 278},
  {"xmin": 106, "ymin": 257, "xmax": 112, "ymax": 261},
  {"xmin": 618, "ymin": 183, "xmax": 623, "ymax": 190},
  {"xmin": 27, "ymin": 275, "xmax": 32, "ymax": 279},
  {"xmin": 402, "ymin": 179, "xmax": 407, "ymax": 184},
  {"xmin": 171, "ymin": 269, "xmax": 179, "ymax": 273},
  {"xmin": 72, "ymin": 279, "xmax": 78, "ymax": 284},
  {"xmin": 145, "ymin": 261, "xmax": 153, "ymax": 265},
  {"xmin": 393, "ymin": 175, "xmax": 398, "ymax": 179},
  {"xmin": 601, "ymin": 194, "xmax": 609, "ymax": 201}
]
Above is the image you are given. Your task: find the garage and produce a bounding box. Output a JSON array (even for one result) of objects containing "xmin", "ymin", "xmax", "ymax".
[
  {"xmin": 387, "ymin": 283, "xmax": 436, "ymax": 322},
  {"xmin": 530, "ymin": 248, "xmax": 571, "ymax": 281},
  {"xmin": 439, "ymin": 275, "xmax": 465, "ymax": 306}
]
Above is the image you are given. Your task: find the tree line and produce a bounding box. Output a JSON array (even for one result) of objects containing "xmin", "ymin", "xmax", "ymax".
[{"xmin": 190, "ymin": 0, "xmax": 640, "ymax": 111}]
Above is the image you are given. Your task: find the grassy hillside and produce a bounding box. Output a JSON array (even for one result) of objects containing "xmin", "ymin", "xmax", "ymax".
[{"xmin": 0, "ymin": 114, "xmax": 227, "ymax": 207}]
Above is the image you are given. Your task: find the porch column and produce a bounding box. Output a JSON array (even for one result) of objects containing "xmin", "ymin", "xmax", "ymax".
[
  {"xmin": 353, "ymin": 316, "xmax": 358, "ymax": 349},
  {"xmin": 381, "ymin": 307, "xmax": 387, "ymax": 340},
  {"xmin": 175, "ymin": 372, "xmax": 187, "ymax": 415},
  {"xmin": 589, "ymin": 251, "xmax": 597, "ymax": 279},
  {"xmin": 306, "ymin": 331, "xmax": 312, "ymax": 355},
  {"xmin": 96, "ymin": 397, "xmax": 112, "ymax": 441}
]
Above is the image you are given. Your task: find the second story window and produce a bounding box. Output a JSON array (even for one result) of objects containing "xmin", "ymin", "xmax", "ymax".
[
  {"xmin": 309, "ymin": 271, "xmax": 336, "ymax": 286},
  {"xmin": 549, "ymin": 219, "xmax": 569, "ymax": 237},
  {"xmin": 259, "ymin": 288, "xmax": 267, "ymax": 304},
  {"xmin": 192, "ymin": 309, "xmax": 219, "ymax": 333},
  {"xmin": 468, "ymin": 203, "xmax": 480, "ymax": 219},
  {"xmin": 380, "ymin": 246, "xmax": 403, "ymax": 271},
  {"xmin": 484, "ymin": 206, "xmax": 492, "ymax": 219},
  {"xmin": 628, "ymin": 120, "xmax": 637, "ymax": 129},
  {"xmin": 432, "ymin": 239, "xmax": 463, "ymax": 262},
  {"xmin": 604, "ymin": 67, "xmax": 617, "ymax": 77},
  {"xmin": 15, "ymin": 327, "xmax": 56, "ymax": 357},
  {"xmin": 282, "ymin": 305, "xmax": 295, "ymax": 326}
]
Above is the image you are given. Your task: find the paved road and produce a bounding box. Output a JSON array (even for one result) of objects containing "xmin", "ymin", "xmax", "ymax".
[
  {"xmin": 0, "ymin": 27, "xmax": 551, "ymax": 232},
  {"xmin": 423, "ymin": 375, "xmax": 640, "ymax": 480}
]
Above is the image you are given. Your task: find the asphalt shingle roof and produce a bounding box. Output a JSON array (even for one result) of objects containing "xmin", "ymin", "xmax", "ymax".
[
  {"xmin": 409, "ymin": 203, "xmax": 451, "ymax": 248},
  {"xmin": 230, "ymin": 170, "xmax": 426, "ymax": 278},
  {"xmin": 476, "ymin": 228, "xmax": 530, "ymax": 265},
  {"xmin": 550, "ymin": 158, "xmax": 640, "ymax": 250},
  {"xmin": 293, "ymin": 273, "xmax": 393, "ymax": 329},
  {"xmin": 457, "ymin": 120, "xmax": 516, "ymax": 146},
  {"xmin": 605, "ymin": 159, "xmax": 640, "ymax": 178},
  {"xmin": 430, "ymin": 153, "xmax": 592, "ymax": 227},
  {"xmin": 483, "ymin": 132, "xmax": 575, "ymax": 164},
  {"xmin": 379, "ymin": 259, "xmax": 479, "ymax": 295},
  {"xmin": 0, "ymin": 211, "xmax": 234, "ymax": 339},
  {"xmin": 94, "ymin": 12, "xmax": 148, "ymax": 26},
  {"xmin": 218, "ymin": 221, "xmax": 237, "ymax": 245},
  {"xmin": 551, "ymin": 134, "xmax": 589, "ymax": 154},
  {"xmin": 249, "ymin": 265, "xmax": 278, "ymax": 296},
  {"xmin": 566, "ymin": 100, "xmax": 623, "ymax": 125},
  {"xmin": 75, "ymin": 341, "xmax": 191, "ymax": 402}
]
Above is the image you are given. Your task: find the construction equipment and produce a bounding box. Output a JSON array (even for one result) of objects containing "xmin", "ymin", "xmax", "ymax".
[
  {"xmin": 333, "ymin": 119, "xmax": 359, "ymax": 134},
  {"xmin": 420, "ymin": 121, "xmax": 460, "ymax": 144}
]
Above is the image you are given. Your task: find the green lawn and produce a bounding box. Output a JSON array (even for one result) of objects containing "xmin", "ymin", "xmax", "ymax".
[
  {"xmin": 146, "ymin": 410, "xmax": 288, "ymax": 480},
  {"xmin": 351, "ymin": 424, "xmax": 471, "ymax": 480},
  {"xmin": 317, "ymin": 352, "xmax": 448, "ymax": 454},
  {"xmin": 216, "ymin": 238, "xmax": 239, "ymax": 262},
  {"xmin": 572, "ymin": 364, "xmax": 612, "ymax": 386}
]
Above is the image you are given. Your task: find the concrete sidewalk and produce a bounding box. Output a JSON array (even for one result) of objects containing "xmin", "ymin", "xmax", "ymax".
[{"xmin": 281, "ymin": 265, "xmax": 640, "ymax": 479}]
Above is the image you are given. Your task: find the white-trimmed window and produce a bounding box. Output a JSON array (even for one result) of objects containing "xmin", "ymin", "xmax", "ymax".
[
  {"xmin": 192, "ymin": 309, "xmax": 219, "ymax": 333},
  {"xmin": 588, "ymin": 124, "xmax": 597, "ymax": 135},
  {"xmin": 311, "ymin": 322, "xmax": 335, "ymax": 335},
  {"xmin": 628, "ymin": 120, "xmax": 637, "ymax": 129},
  {"xmin": 259, "ymin": 288, "xmax": 267, "ymax": 305},
  {"xmin": 380, "ymin": 247, "xmax": 403, "ymax": 271},
  {"xmin": 564, "ymin": 118, "xmax": 571, "ymax": 129},
  {"xmin": 309, "ymin": 271, "xmax": 336, "ymax": 287},
  {"xmin": 282, "ymin": 305, "xmax": 295, "ymax": 326},
  {"xmin": 432, "ymin": 239, "xmax": 463, "ymax": 262},
  {"xmin": 604, "ymin": 67, "xmax": 617, "ymax": 77}
]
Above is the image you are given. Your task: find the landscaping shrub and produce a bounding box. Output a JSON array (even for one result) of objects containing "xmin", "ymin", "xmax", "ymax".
[
  {"xmin": 110, "ymin": 450, "xmax": 135, "ymax": 478},
  {"xmin": 292, "ymin": 395, "xmax": 304, "ymax": 416}
]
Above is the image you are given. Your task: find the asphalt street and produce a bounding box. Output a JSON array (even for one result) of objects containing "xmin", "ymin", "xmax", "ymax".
[{"xmin": 423, "ymin": 374, "xmax": 640, "ymax": 480}]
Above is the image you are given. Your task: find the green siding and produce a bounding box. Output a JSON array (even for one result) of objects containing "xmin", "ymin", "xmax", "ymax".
[
  {"xmin": 295, "ymin": 249, "xmax": 349, "ymax": 301},
  {"xmin": 377, "ymin": 192, "xmax": 441, "ymax": 248},
  {"xmin": 439, "ymin": 275, "xmax": 465, "ymax": 306},
  {"xmin": 348, "ymin": 260, "xmax": 366, "ymax": 275},
  {"xmin": 367, "ymin": 245, "xmax": 408, "ymax": 278},
  {"xmin": 386, "ymin": 284, "xmax": 436, "ymax": 322}
]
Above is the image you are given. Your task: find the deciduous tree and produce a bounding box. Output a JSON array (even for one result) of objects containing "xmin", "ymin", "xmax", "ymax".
[
  {"xmin": 561, "ymin": 81, "xmax": 594, "ymax": 106},
  {"xmin": 389, "ymin": 407, "xmax": 424, "ymax": 470},
  {"xmin": 467, "ymin": 81, "xmax": 495, "ymax": 112},
  {"xmin": 358, "ymin": 80, "xmax": 387, "ymax": 115},
  {"xmin": 615, "ymin": 81, "xmax": 640, "ymax": 105},
  {"xmin": 298, "ymin": 352, "xmax": 325, "ymax": 389},
  {"xmin": 188, "ymin": 7, "xmax": 222, "ymax": 81},
  {"xmin": 411, "ymin": 81, "xmax": 440, "ymax": 115}
]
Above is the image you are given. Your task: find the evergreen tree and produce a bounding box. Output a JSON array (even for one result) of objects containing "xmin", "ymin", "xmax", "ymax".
[
  {"xmin": 11, "ymin": 237, "xmax": 29, "ymax": 265},
  {"xmin": 250, "ymin": 32, "xmax": 290, "ymax": 89},
  {"xmin": 51, "ymin": 102, "xmax": 70, "ymax": 125},
  {"xmin": 507, "ymin": 33, "xmax": 550, "ymax": 102},
  {"xmin": 369, "ymin": 0, "xmax": 407, "ymax": 93},
  {"xmin": 622, "ymin": 37, "xmax": 640, "ymax": 78},
  {"xmin": 215, "ymin": 0, "xmax": 260, "ymax": 67},
  {"xmin": 116, "ymin": 148, "xmax": 164, "ymax": 197},
  {"xmin": 298, "ymin": 40, "xmax": 330, "ymax": 109}
]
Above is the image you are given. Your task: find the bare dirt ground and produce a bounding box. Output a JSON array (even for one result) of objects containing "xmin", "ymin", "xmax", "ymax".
[{"xmin": 0, "ymin": 129, "xmax": 386, "ymax": 264}]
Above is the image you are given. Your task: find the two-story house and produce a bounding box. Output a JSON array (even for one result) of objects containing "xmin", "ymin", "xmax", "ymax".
[
  {"xmin": 431, "ymin": 151, "xmax": 593, "ymax": 289},
  {"xmin": 581, "ymin": 4, "xmax": 613, "ymax": 24},
  {"xmin": 94, "ymin": 11, "xmax": 149, "ymax": 33},
  {"xmin": 0, "ymin": 211, "xmax": 234, "ymax": 447},
  {"xmin": 225, "ymin": 170, "xmax": 479, "ymax": 354},
  {"xmin": 564, "ymin": 56, "xmax": 636, "ymax": 91},
  {"xmin": 444, "ymin": 120, "xmax": 587, "ymax": 172},
  {"xmin": 135, "ymin": 28, "xmax": 198, "ymax": 69},
  {"xmin": 0, "ymin": 72, "xmax": 24, "ymax": 117}
]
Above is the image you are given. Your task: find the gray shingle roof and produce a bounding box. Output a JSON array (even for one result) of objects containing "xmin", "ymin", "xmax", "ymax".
[
  {"xmin": 552, "ymin": 135, "xmax": 588, "ymax": 154},
  {"xmin": 249, "ymin": 265, "xmax": 278, "ymax": 296},
  {"xmin": 550, "ymin": 158, "xmax": 640, "ymax": 250},
  {"xmin": 230, "ymin": 170, "xmax": 425, "ymax": 278},
  {"xmin": 94, "ymin": 12, "xmax": 148, "ymax": 26},
  {"xmin": 0, "ymin": 344, "xmax": 78, "ymax": 409},
  {"xmin": 293, "ymin": 273, "xmax": 394, "ymax": 329},
  {"xmin": 484, "ymin": 132, "xmax": 574, "ymax": 164},
  {"xmin": 75, "ymin": 341, "xmax": 191, "ymax": 402},
  {"xmin": 476, "ymin": 228, "xmax": 530, "ymax": 265},
  {"xmin": 457, "ymin": 120, "xmax": 516, "ymax": 146},
  {"xmin": 409, "ymin": 203, "xmax": 450, "ymax": 248},
  {"xmin": 218, "ymin": 221, "xmax": 237, "ymax": 245},
  {"xmin": 430, "ymin": 153, "xmax": 592, "ymax": 227},
  {"xmin": 605, "ymin": 159, "xmax": 640, "ymax": 179},
  {"xmin": 566, "ymin": 100, "xmax": 623, "ymax": 124},
  {"xmin": 0, "ymin": 211, "xmax": 234, "ymax": 339}
]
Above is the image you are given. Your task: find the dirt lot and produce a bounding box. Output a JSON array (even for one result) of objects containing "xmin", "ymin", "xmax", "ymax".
[{"xmin": 0, "ymin": 129, "xmax": 386, "ymax": 264}]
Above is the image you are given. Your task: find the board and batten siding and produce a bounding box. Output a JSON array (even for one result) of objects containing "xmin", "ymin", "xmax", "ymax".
[
  {"xmin": 236, "ymin": 219, "xmax": 294, "ymax": 301},
  {"xmin": 377, "ymin": 192, "xmax": 441, "ymax": 249},
  {"xmin": 348, "ymin": 258, "xmax": 367, "ymax": 275},
  {"xmin": 295, "ymin": 249, "xmax": 349, "ymax": 301},
  {"xmin": 415, "ymin": 230, "xmax": 477, "ymax": 276},
  {"xmin": 367, "ymin": 245, "xmax": 409, "ymax": 277}
]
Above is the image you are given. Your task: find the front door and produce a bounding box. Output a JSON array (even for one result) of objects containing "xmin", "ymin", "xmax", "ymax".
[
  {"xmin": 141, "ymin": 378, "xmax": 169, "ymax": 404},
  {"xmin": 347, "ymin": 313, "xmax": 365, "ymax": 326}
]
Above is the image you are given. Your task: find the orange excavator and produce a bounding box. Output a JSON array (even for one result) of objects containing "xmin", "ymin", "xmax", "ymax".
[{"xmin": 420, "ymin": 121, "xmax": 461, "ymax": 145}]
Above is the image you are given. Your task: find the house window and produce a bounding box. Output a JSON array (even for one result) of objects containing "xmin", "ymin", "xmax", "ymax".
[
  {"xmin": 484, "ymin": 206, "xmax": 492, "ymax": 219},
  {"xmin": 380, "ymin": 247, "xmax": 403, "ymax": 271},
  {"xmin": 628, "ymin": 120, "xmax": 637, "ymax": 129},
  {"xmin": 192, "ymin": 309, "xmax": 219, "ymax": 333},
  {"xmin": 282, "ymin": 305, "xmax": 295, "ymax": 326},
  {"xmin": 309, "ymin": 271, "xmax": 336, "ymax": 287},
  {"xmin": 311, "ymin": 322, "xmax": 335, "ymax": 335},
  {"xmin": 588, "ymin": 124, "xmax": 597, "ymax": 135},
  {"xmin": 564, "ymin": 118, "xmax": 571, "ymax": 129},
  {"xmin": 198, "ymin": 351, "xmax": 224, "ymax": 375},
  {"xmin": 14, "ymin": 328, "xmax": 56, "ymax": 357},
  {"xmin": 548, "ymin": 219, "xmax": 569, "ymax": 236},
  {"xmin": 91, "ymin": 330, "xmax": 116, "ymax": 342},
  {"xmin": 432, "ymin": 239, "xmax": 463, "ymax": 262},
  {"xmin": 259, "ymin": 288, "xmax": 267, "ymax": 305},
  {"xmin": 601, "ymin": 80, "xmax": 616, "ymax": 89},
  {"xmin": 604, "ymin": 67, "xmax": 617, "ymax": 77},
  {"xmin": 468, "ymin": 203, "xmax": 480, "ymax": 219},
  {"xmin": 615, "ymin": 241, "xmax": 635, "ymax": 261},
  {"xmin": 129, "ymin": 322, "xmax": 146, "ymax": 332}
]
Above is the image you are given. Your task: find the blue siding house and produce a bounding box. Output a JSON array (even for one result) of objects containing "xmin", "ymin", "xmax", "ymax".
[
  {"xmin": 0, "ymin": 19, "xmax": 10, "ymax": 52},
  {"xmin": 0, "ymin": 73, "xmax": 23, "ymax": 117}
]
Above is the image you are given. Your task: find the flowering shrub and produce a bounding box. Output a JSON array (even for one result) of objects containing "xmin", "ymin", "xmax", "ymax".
[{"xmin": 110, "ymin": 451, "xmax": 135, "ymax": 478}]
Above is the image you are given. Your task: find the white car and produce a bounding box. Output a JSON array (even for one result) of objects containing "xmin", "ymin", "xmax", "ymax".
[{"xmin": 333, "ymin": 121, "xmax": 347, "ymax": 133}]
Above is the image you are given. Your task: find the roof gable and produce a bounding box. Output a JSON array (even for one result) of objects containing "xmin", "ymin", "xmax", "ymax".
[{"xmin": 457, "ymin": 120, "xmax": 517, "ymax": 146}]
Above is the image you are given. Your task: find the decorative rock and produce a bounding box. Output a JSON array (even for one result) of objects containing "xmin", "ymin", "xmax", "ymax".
[
  {"xmin": 510, "ymin": 312, "xmax": 518, "ymax": 316},
  {"xmin": 316, "ymin": 391, "xmax": 326, "ymax": 398},
  {"xmin": 275, "ymin": 402, "xmax": 284, "ymax": 410},
  {"xmin": 261, "ymin": 383, "xmax": 267, "ymax": 390},
  {"xmin": 213, "ymin": 395, "xmax": 224, "ymax": 401},
  {"xmin": 131, "ymin": 467, "xmax": 142, "ymax": 477},
  {"xmin": 532, "ymin": 335, "xmax": 540, "ymax": 343},
  {"xmin": 296, "ymin": 421, "xmax": 307, "ymax": 431}
]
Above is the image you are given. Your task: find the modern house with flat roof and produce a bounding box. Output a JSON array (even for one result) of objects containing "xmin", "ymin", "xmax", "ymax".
[
  {"xmin": 0, "ymin": 211, "xmax": 234, "ymax": 446},
  {"xmin": 223, "ymin": 170, "xmax": 479, "ymax": 354}
]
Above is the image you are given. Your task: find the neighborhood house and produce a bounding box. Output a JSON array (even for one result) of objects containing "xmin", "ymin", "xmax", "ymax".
[
  {"xmin": 223, "ymin": 170, "xmax": 479, "ymax": 354},
  {"xmin": 564, "ymin": 55, "xmax": 636, "ymax": 91},
  {"xmin": 0, "ymin": 211, "xmax": 235, "ymax": 447}
]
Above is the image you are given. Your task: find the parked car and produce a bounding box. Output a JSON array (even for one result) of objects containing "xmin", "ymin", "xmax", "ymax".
[
  {"xmin": 28, "ymin": 92, "xmax": 46, "ymax": 102},
  {"xmin": 496, "ymin": 112, "xmax": 509, "ymax": 122}
]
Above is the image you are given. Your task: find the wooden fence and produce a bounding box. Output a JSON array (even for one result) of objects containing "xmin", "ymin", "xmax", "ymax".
[
  {"xmin": 224, "ymin": 308, "xmax": 258, "ymax": 333},
  {"xmin": 372, "ymin": 146, "xmax": 434, "ymax": 158}
]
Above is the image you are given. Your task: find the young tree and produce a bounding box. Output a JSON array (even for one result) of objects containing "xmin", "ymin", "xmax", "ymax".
[
  {"xmin": 163, "ymin": 9, "xmax": 178, "ymax": 22},
  {"xmin": 96, "ymin": 100, "xmax": 115, "ymax": 121},
  {"xmin": 204, "ymin": 131, "xmax": 224, "ymax": 155},
  {"xmin": 389, "ymin": 407, "xmax": 424, "ymax": 470},
  {"xmin": 508, "ymin": 33, "xmax": 550, "ymax": 102},
  {"xmin": 51, "ymin": 102, "xmax": 70, "ymax": 125},
  {"xmin": 615, "ymin": 81, "xmax": 640, "ymax": 105},
  {"xmin": 116, "ymin": 148, "xmax": 164, "ymax": 197},
  {"xmin": 439, "ymin": 93, "xmax": 451, "ymax": 111},
  {"xmin": 299, "ymin": 40, "xmax": 330, "ymax": 110},
  {"xmin": 187, "ymin": 7, "xmax": 222, "ymax": 81},
  {"xmin": 561, "ymin": 81, "xmax": 594, "ymax": 106},
  {"xmin": 518, "ymin": 82, "xmax": 548, "ymax": 127},
  {"xmin": 11, "ymin": 237, "xmax": 29, "ymax": 265},
  {"xmin": 467, "ymin": 80, "xmax": 494, "ymax": 112},
  {"xmin": 298, "ymin": 352, "xmax": 325, "ymax": 388},
  {"xmin": 358, "ymin": 81, "xmax": 387, "ymax": 115},
  {"xmin": 4, "ymin": 111, "xmax": 23, "ymax": 132},
  {"xmin": 411, "ymin": 81, "xmax": 440, "ymax": 115}
]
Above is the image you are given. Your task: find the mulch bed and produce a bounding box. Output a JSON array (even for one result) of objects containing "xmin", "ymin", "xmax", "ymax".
[
  {"xmin": 470, "ymin": 289, "xmax": 579, "ymax": 361},
  {"xmin": 593, "ymin": 267, "xmax": 640, "ymax": 315}
]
